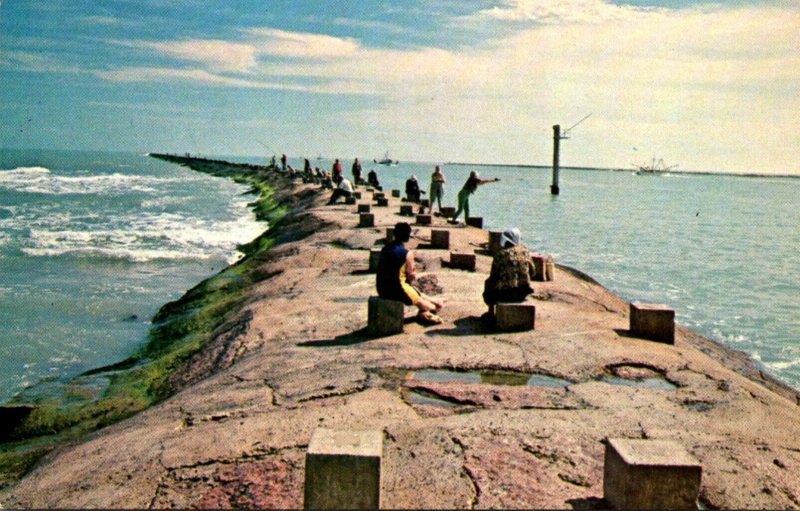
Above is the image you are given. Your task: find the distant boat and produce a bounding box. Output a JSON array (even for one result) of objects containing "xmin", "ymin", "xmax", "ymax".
[
  {"xmin": 634, "ymin": 158, "xmax": 677, "ymax": 175},
  {"xmin": 374, "ymin": 152, "xmax": 398, "ymax": 166}
]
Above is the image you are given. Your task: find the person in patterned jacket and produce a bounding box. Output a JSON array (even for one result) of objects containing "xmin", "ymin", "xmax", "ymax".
[{"xmin": 482, "ymin": 228, "xmax": 536, "ymax": 320}]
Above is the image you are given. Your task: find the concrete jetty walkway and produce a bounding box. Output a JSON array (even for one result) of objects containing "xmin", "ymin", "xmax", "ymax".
[{"xmin": 2, "ymin": 163, "xmax": 799, "ymax": 509}]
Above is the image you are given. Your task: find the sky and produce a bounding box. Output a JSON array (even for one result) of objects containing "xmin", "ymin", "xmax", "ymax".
[{"xmin": 1, "ymin": 0, "xmax": 799, "ymax": 174}]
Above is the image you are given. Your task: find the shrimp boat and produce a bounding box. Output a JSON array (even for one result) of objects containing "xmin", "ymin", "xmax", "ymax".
[
  {"xmin": 634, "ymin": 158, "xmax": 677, "ymax": 175},
  {"xmin": 374, "ymin": 151, "xmax": 398, "ymax": 166}
]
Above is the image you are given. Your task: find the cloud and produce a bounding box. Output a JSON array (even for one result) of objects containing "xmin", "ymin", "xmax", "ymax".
[
  {"xmin": 114, "ymin": 39, "xmax": 259, "ymax": 73},
  {"xmin": 330, "ymin": 17, "xmax": 406, "ymax": 34},
  {"xmin": 245, "ymin": 28, "xmax": 360, "ymax": 58},
  {"xmin": 91, "ymin": 66, "xmax": 372, "ymax": 95},
  {"xmin": 461, "ymin": 0, "xmax": 648, "ymax": 25},
  {"xmin": 0, "ymin": 50, "xmax": 82, "ymax": 74}
]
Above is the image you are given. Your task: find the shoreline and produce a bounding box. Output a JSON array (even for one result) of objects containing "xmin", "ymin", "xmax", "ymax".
[
  {"xmin": 1, "ymin": 155, "xmax": 799, "ymax": 508},
  {"xmin": 446, "ymin": 160, "xmax": 800, "ymax": 179}
]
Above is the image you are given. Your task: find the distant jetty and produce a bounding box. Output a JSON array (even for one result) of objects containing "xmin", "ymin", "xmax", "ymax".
[{"xmin": 1, "ymin": 154, "xmax": 798, "ymax": 508}]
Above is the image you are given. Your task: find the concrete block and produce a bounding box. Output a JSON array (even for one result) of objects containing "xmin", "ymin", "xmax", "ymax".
[
  {"xmin": 430, "ymin": 229, "xmax": 450, "ymax": 249},
  {"xmin": 488, "ymin": 231, "xmax": 502, "ymax": 254},
  {"xmin": 368, "ymin": 249, "xmax": 382, "ymax": 272},
  {"xmin": 359, "ymin": 213, "xmax": 375, "ymax": 228},
  {"xmin": 531, "ymin": 254, "xmax": 546, "ymax": 281},
  {"xmin": 385, "ymin": 228, "xmax": 394, "ymax": 243},
  {"xmin": 353, "ymin": 191, "xmax": 362, "ymax": 199},
  {"xmin": 399, "ymin": 205, "xmax": 414, "ymax": 216},
  {"xmin": 604, "ymin": 438, "xmax": 701, "ymax": 511},
  {"xmin": 391, "ymin": 189, "xmax": 401, "ymax": 197},
  {"xmin": 345, "ymin": 196, "xmax": 357, "ymax": 205},
  {"xmin": 416, "ymin": 214, "xmax": 432, "ymax": 225},
  {"xmin": 367, "ymin": 296, "xmax": 404, "ymax": 336},
  {"xmin": 450, "ymin": 251, "xmax": 476, "ymax": 271},
  {"xmin": 376, "ymin": 198, "xmax": 389, "ymax": 207},
  {"xmin": 630, "ymin": 302, "xmax": 675, "ymax": 344},
  {"xmin": 420, "ymin": 199, "xmax": 430, "ymax": 208},
  {"xmin": 304, "ymin": 428, "xmax": 383, "ymax": 510},
  {"xmin": 466, "ymin": 216, "xmax": 483, "ymax": 229},
  {"xmin": 496, "ymin": 303, "xmax": 536, "ymax": 332},
  {"xmin": 357, "ymin": 203, "xmax": 371, "ymax": 213},
  {"xmin": 440, "ymin": 206, "xmax": 456, "ymax": 217},
  {"xmin": 0, "ymin": 405, "xmax": 36, "ymax": 442},
  {"xmin": 373, "ymin": 192, "xmax": 386, "ymax": 200}
]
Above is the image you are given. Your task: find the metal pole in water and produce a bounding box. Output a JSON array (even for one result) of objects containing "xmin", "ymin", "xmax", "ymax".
[{"xmin": 551, "ymin": 125, "xmax": 561, "ymax": 195}]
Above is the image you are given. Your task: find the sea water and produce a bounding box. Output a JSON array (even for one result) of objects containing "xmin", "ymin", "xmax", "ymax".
[
  {"xmin": 352, "ymin": 160, "xmax": 800, "ymax": 391},
  {"xmin": 0, "ymin": 149, "xmax": 266, "ymax": 403}
]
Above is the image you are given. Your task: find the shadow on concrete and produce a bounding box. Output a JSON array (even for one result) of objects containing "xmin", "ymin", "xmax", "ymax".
[
  {"xmin": 425, "ymin": 315, "xmax": 494, "ymax": 336},
  {"xmin": 349, "ymin": 269, "xmax": 374, "ymax": 276},
  {"xmin": 297, "ymin": 328, "xmax": 374, "ymax": 347},
  {"xmin": 566, "ymin": 497, "xmax": 607, "ymax": 510},
  {"xmin": 613, "ymin": 328, "xmax": 638, "ymax": 339}
]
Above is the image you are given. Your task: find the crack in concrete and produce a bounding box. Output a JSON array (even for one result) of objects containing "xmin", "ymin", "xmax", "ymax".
[
  {"xmin": 149, "ymin": 442, "xmax": 170, "ymax": 510},
  {"xmin": 166, "ymin": 444, "xmax": 308, "ymax": 474},
  {"xmin": 450, "ymin": 435, "xmax": 480, "ymax": 509},
  {"xmin": 295, "ymin": 384, "xmax": 368, "ymax": 403}
]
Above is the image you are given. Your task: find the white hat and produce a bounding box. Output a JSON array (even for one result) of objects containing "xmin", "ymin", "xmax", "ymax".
[{"xmin": 500, "ymin": 228, "xmax": 520, "ymax": 248}]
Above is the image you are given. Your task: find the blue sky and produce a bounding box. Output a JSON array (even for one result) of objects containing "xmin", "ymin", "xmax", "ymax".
[{"xmin": 1, "ymin": 0, "xmax": 798, "ymax": 174}]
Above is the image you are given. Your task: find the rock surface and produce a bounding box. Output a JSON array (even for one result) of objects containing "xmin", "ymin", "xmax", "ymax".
[{"xmin": 2, "ymin": 167, "xmax": 799, "ymax": 509}]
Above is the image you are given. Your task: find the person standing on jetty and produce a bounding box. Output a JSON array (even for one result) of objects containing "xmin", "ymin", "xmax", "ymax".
[
  {"xmin": 352, "ymin": 158, "xmax": 363, "ymax": 185},
  {"xmin": 429, "ymin": 166, "xmax": 446, "ymax": 212},
  {"xmin": 332, "ymin": 159, "xmax": 343, "ymax": 181},
  {"xmin": 280, "ymin": 154, "xmax": 287, "ymax": 171},
  {"xmin": 377, "ymin": 222, "xmax": 444, "ymax": 325},
  {"xmin": 449, "ymin": 170, "xmax": 499, "ymax": 224},
  {"xmin": 482, "ymin": 228, "xmax": 536, "ymax": 322}
]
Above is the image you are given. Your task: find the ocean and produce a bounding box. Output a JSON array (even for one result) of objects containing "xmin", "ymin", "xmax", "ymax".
[
  {"xmin": 0, "ymin": 149, "xmax": 266, "ymax": 403},
  {"xmin": 1, "ymin": 151, "xmax": 797, "ymax": 405}
]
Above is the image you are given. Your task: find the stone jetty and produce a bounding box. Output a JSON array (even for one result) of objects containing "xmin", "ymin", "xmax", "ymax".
[{"xmin": 1, "ymin": 156, "xmax": 799, "ymax": 509}]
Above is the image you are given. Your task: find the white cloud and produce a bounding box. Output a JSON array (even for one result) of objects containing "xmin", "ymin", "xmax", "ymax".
[
  {"xmin": 91, "ymin": 66, "xmax": 370, "ymax": 95},
  {"xmin": 246, "ymin": 28, "xmax": 360, "ymax": 58},
  {"xmin": 133, "ymin": 39, "xmax": 258, "ymax": 73},
  {"xmin": 463, "ymin": 0, "xmax": 648, "ymax": 25}
]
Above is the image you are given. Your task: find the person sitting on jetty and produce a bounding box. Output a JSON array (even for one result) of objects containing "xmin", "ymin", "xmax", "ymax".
[
  {"xmin": 377, "ymin": 222, "xmax": 444, "ymax": 325},
  {"xmin": 367, "ymin": 168, "xmax": 381, "ymax": 189},
  {"xmin": 321, "ymin": 171, "xmax": 334, "ymax": 189},
  {"xmin": 482, "ymin": 228, "xmax": 536, "ymax": 322},
  {"xmin": 405, "ymin": 175, "xmax": 422, "ymax": 202},
  {"xmin": 327, "ymin": 175, "xmax": 353, "ymax": 204},
  {"xmin": 429, "ymin": 166, "xmax": 446, "ymax": 213},
  {"xmin": 449, "ymin": 171, "xmax": 499, "ymax": 224}
]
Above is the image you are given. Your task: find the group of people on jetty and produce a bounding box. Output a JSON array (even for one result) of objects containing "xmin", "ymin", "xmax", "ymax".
[
  {"xmin": 376, "ymin": 221, "xmax": 534, "ymax": 326},
  {"xmin": 270, "ymin": 155, "xmax": 527, "ymax": 326}
]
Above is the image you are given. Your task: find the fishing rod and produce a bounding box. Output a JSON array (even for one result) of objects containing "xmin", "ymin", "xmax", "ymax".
[
  {"xmin": 256, "ymin": 141, "xmax": 276, "ymax": 155},
  {"xmin": 561, "ymin": 113, "xmax": 592, "ymax": 138}
]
